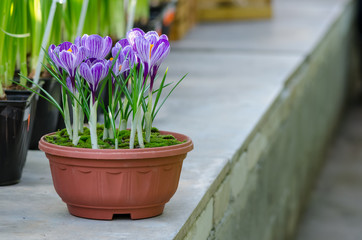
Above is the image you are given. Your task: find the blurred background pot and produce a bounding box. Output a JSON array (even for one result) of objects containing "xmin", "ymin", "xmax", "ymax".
[
  {"xmin": 29, "ymin": 78, "xmax": 61, "ymax": 149},
  {"xmin": 0, "ymin": 89, "xmax": 37, "ymax": 185}
]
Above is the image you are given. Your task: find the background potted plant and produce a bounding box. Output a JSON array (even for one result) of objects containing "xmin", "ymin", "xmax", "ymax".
[
  {"xmin": 0, "ymin": 0, "xmax": 40, "ymax": 185},
  {"xmin": 23, "ymin": 28, "xmax": 193, "ymax": 220}
]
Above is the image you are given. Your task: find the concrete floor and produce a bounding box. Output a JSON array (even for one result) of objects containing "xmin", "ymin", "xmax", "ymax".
[{"xmin": 296, "ymin": 103, "xmax": 362, "ymax": 240}]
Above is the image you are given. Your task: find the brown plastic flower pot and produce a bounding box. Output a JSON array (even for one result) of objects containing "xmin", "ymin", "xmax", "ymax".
[{"xmin": 38, "ymin": 130, "xmax": 193, "ymax": 220}]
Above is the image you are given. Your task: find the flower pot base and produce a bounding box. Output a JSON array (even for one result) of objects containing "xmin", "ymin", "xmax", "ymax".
[
  {"xmin": 67, "ymin": 204, "xmax": 165, "ymax": 220},
  {"xmin": 0, "ymin": 179, "xmax": 20, "ymax": 186}
]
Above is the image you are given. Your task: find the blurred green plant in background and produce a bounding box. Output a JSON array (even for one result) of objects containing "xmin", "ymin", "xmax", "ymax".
[{"xmin": 0, "ymin": 0, "xmax": 153, "ymax": 99}]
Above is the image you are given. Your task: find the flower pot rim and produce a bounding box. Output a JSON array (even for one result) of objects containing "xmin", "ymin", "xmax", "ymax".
[{"xmin": 38, "ymin": 130, "xmax": 193, "ymax": 160}]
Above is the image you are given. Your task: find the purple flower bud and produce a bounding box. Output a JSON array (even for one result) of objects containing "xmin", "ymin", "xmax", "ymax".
[
  {"xmin": 111, "ymin": 42, "xmax": 136, "ymax": 81},
  {"xmin": 79, "ymin": 58, "xmax": 112, "ymax": 104}
]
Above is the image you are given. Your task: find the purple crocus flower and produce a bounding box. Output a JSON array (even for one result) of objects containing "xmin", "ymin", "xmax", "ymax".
[
  {"xmin": 111, "ymin": 39, "xmax": 136, "ymax": 81},
  {"xmin": 147, "ymin": 33, "xmax": 170, "ymax": 89},
  {"xmin": 48, "ymin": 41, "xmax": 72, "ymax": 74},
  {"xmin": 75, "ymin": 34, "xmax": 112, "ymax": 59},
  {"xmin": 79, "ymin": 58, "xmax": 112, "ymax": 104},
  {"xmin": 127, "ymin": 28, "xmax": 170, "ymax": 90},
  {"xmin": 48, "ymin": 42, "xmax": 87, "ymax": 92}
]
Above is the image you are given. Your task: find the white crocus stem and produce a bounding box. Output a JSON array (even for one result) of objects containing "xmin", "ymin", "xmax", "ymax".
[
  {"xmin": 108, "ymin": 128, "xmax": 114, "ymax": 139},
  {"xmin": 63, "ymin": 94, "xmax": 72, "ymax": 139},
  {"xmin": 130, "ymin": 107, "xmax": 143, "ymax": 149},
  {"xmin": 108, "ymin": 95, "xmax": 117, "ymax": 139},
  {"xmin": 136, "ymin": 107, "xmax": 145, "ymax": 148},
  {"xmin": 78, "ymin": 105, "xmax": 84, "ymax": 133},
  {"xmin": 103, "ymin": 126, "xmax": 109, "ymax": 140},
  {"xmin": 145, "ymin": 92, "xmax": 153, "ymax": 143},
  {"xmin": 130, "ymin": 115, "xmax": 136, "ymax": 149},
  {"xmin": 103, "ymin": 110, "xmax": 110, "ymax": 141},
  {"xmin": 120, "ymin": 119, "xmax": 127, "ymax": 131},
  {"xmin": 106, "ymin": 110, "xmax": 116, "ymax": 148},
  {"xmin": 89, "ymin": 97, "xmax": 98, "ymax": 149},
  {"xmin": 72, "ymin": 93, "xmax": 80, "ymax": 145},
  {"xmin": 119, "ymin": 98, "xmax": 128, "ymax": 131},
  {"xmin": 115, "ymin": 138, "xmax": 118, "ymax": 150}
]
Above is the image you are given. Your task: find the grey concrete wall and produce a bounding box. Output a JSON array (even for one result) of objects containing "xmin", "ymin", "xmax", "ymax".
[{"xmin": 182, "ymin": 2, "xmax": 356, "ymax": 240}]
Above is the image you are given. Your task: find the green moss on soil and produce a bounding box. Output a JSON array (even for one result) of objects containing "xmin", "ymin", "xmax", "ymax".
[{"xmin": 45, "ymin": 125, "xmax": 184, "ymax": 149}]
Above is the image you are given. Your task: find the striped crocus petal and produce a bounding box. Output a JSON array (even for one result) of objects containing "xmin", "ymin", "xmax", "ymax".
[
  {"xmin": 112, "ymin": 39, "xmax": 131, "ymax": 59},
  {"xmin": 79, "ymin": 62, "xmax": 96, "ymax": 99},
  {"xmin": 91, "ymin": 62, "xmax": 106, "ymax": 88},
  {"xmin": 75, "ymin": 46, "xmax": 87, "ymax": 67},
  {"xmin": 132, "ymin": 36, "xmax": 152, "ymax": 82},
  {"xmin": 75, "ymin": 34, "xmax": 88, "ymax": 47},
  {"xmin": 149, "ymin": 39, "xmax": 170, "ymax": 90},
  {"xmin": 159, "ymin": 34, "xmax": 169, "ymax": 41},
  {"xmin": 59, "ymin": 45, "xmax": 87, "ymax": 79},
  {"xmin": 127, "ymin": 28, "xmax": 145, "ymax": 51},
  {"xmin": 48, "ymin": 42, "xmax": 72, "ymax": 71},
  {"xmin": 119, "ymin": 39, "xmax": 131, "ymax": 48},
  {"xmin": 150, "ymin": 39, "xmax": 170, "ymax": 68},
  {"xmin": 118, "ymin": 46, "xmax": 135, "ymax": 70},
  {"xmin": 134, "ymin": 36, "xmax": 151, "ymax": 65},
  {"xmin": 58, "ymin": 41, "xmax": 74, "ymax": 51},
  {"xmin": 144, "ymin": 31, "xmax": 160, "ymax": 45},
  {"xmin": 112, "ymin": 58, "xmax": 120, "ymax": 79},
  {"xmin": 112, "ymin": 42, "xmax": 122, "ymax": 59},
  {"xmin": 65, "ymin": 76, "xmax": 75, "ymax": 93},
  {"xmin": 79, "ymin": 62, "xmax": 92, "ymax": 84},
  {"xmin": 59, "ymin": 51, "xmax": 78, "ymax": 92},
  {"xmin": 48, "ymin": 44, "xmax": 61, "ymax": 69},
  {"xmin": 121, "ymin": 46, "xmax": 135, "ymax": 72},
  {"xmin": 85, "ymin": 35, "xmax": 112, "ymax": 59}
]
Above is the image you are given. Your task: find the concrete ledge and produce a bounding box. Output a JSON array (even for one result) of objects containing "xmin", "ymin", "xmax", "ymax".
[{"xmin": 0, "ymin": 0, "xmax": 356, "ymax": 239}]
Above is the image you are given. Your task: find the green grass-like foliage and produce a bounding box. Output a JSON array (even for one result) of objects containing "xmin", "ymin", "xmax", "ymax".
[{"xmin": 45, "ymin": 126, "xmax": 183, "ymax": 149}]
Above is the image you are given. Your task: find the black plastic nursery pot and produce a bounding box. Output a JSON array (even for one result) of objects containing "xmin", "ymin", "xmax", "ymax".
[
  {"xmin": 29, "ymin": 78, "xmax": 61, "ymax": 149},
  {"xmin": 0, "ymin": 89, "xmax": 37, "ymax": 185}
]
